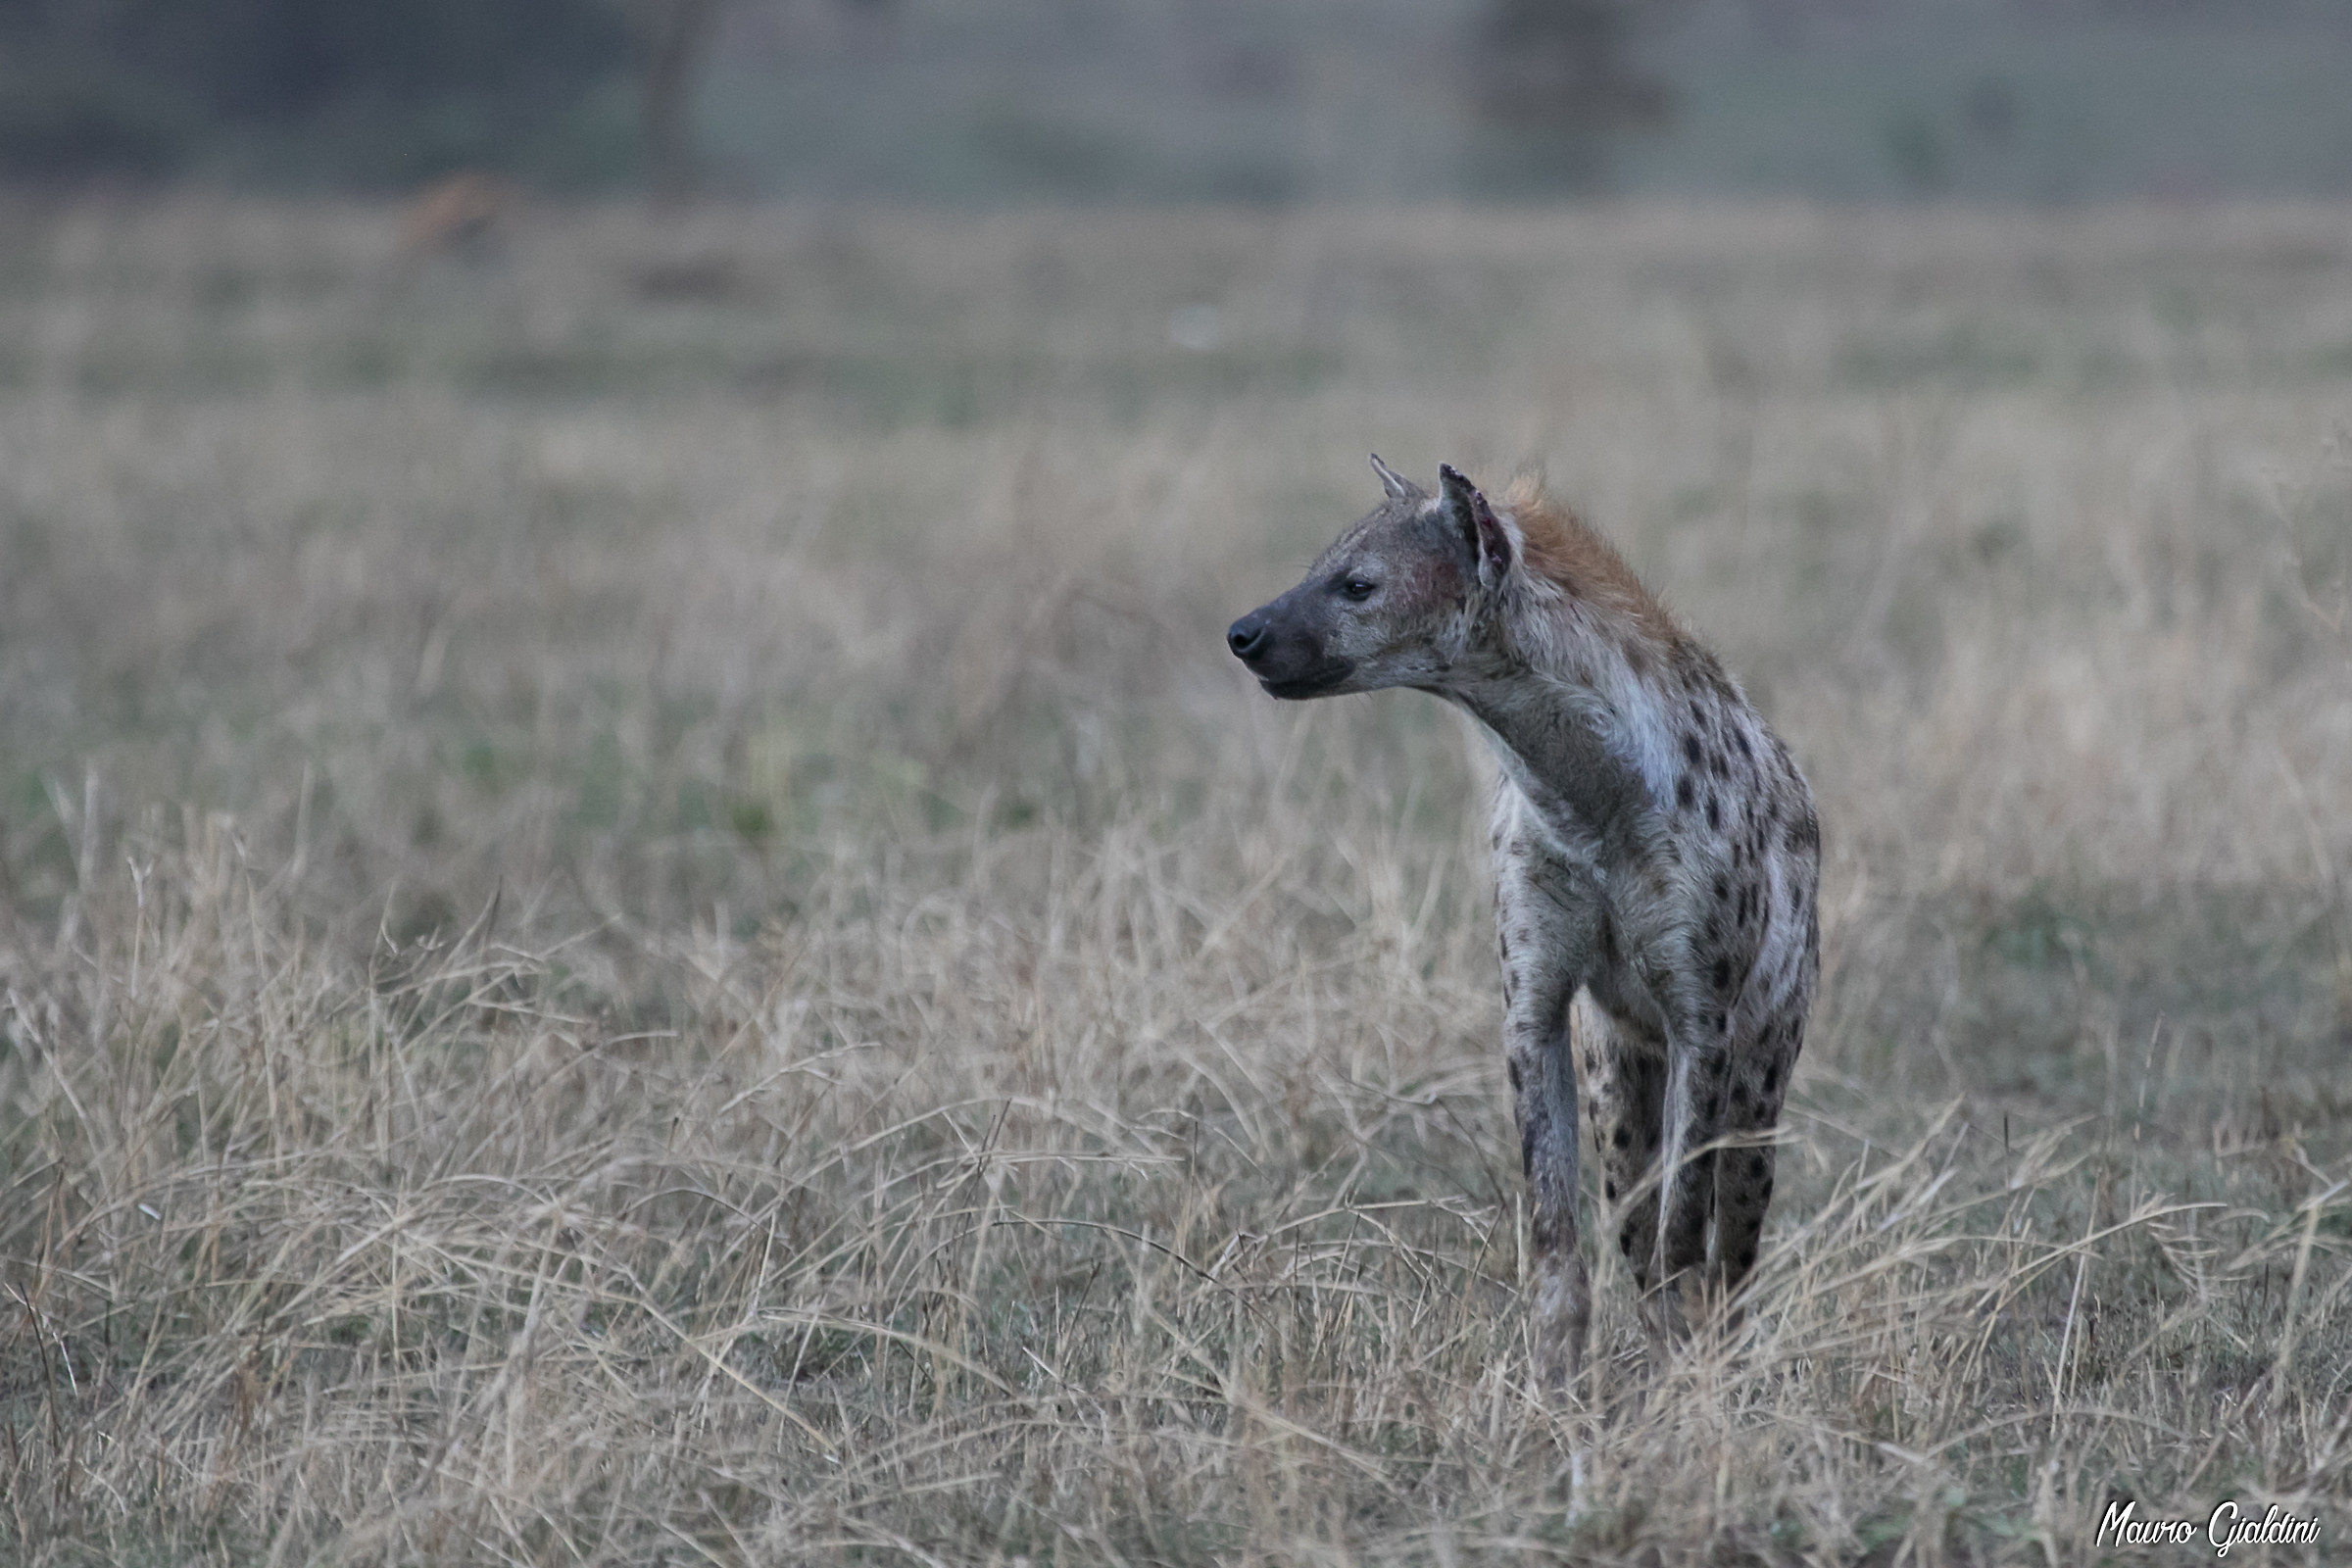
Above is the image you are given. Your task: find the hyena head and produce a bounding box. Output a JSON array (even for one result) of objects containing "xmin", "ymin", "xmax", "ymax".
[{"xmin": 1227, "ymin": 457, "xmax": 1515, "ymax": 699}]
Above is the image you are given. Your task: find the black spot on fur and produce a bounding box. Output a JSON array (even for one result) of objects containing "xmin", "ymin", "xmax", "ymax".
[
  {"xmin": 1682, "ymin": 732, "xmax": 1703, "ymax": 765},
  {"xmin": 1520, "ymin": 1124, "xmax": 1537, "ymax": 1178},
  {"xmin": 1762, "ymin": 1061, "xmax": 1778, "ymax": 1092},
  {"xmin": 1507, "ymin": 1059, "xmax": 1523, "ymax": 1093},
  {"xmin": 1731, "ymin": 729, "xmax": 1749, "ymax": 760},
  {"xmin": 1751, "ymin": 1152, "xmax": 1770, "ymax": 1177},
  {"xmin": 1604, "ymin": 1181, "xmax": 1617, "ymax": 1200},
  {"xmin": 1789, "ymin": 808, "xmax": 1820, "ymax": 852},
  {"xmin": 1705, "ymin": 796, "xmax": 1721, "ymax": 831},
  {"xmin": 1613, "ymin": 1125, "xmax": 1630, "ymax": 1151},
  {"xmin": 1712, "ymin": 1011, "xmax": 1727, "ymax": 1035},
  {"xmin": 1714, "ymin": 875, "xmax": 1730, "ymax": 904},
  {"xmin": 1738, "ymin": 1247, "xmax": 1756, "ymax": 1269},
  {"xmin": 1677, "ymin": 774, "xmax": 1694, "ymax": 810},
  {"xmin": 1711, "ymin": 956, "xmax": 1732, "ymax": 991},
  {"xmin": 1620, "ymin": 1228, "xmax": 1637, "ymax": 1256}
]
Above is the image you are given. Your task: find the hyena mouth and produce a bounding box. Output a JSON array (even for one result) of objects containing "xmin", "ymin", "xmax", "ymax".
[{"xmin": 1258, "ymin": 661, "xmax": 1354, "ymax": 700}]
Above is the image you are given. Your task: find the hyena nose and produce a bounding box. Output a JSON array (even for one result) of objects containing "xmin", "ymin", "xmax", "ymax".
[{"xmin": 1227, "ymin": 615, "xmax": 1270, "ymax": 663}]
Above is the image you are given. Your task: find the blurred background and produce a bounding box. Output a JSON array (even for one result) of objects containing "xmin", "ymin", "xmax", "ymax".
[
  {"xmin": 3, "ymin": 3, "xmax": 2351, "ymax": 1562},
  {"xmin": 7, "ymin": 0, "xmax": 2352, "ymax": 201}
]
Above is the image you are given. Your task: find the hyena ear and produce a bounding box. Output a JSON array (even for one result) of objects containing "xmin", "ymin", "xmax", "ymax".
[
  {"xmin": 1439, "ymin": 463, "xmax": 1511, "ymax": 585},
  {"xmin": 1370, "ymin": 452, "xmax": 1417, "ymax": 502}
]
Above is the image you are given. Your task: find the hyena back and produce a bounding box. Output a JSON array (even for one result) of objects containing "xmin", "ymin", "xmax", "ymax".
[{"xmin": 1228, "ymin": 458, "xmax": 1819, "ymax": 1391}]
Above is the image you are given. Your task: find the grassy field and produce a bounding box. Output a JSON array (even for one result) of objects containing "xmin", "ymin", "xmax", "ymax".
[{"xmin": 0, "ymin": 194, "xmax": 2347, "ymax": 1564}]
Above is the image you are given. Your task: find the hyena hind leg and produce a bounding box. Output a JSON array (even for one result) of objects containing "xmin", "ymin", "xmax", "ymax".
[
  {"xmin": 1573, "ymin": 995, "xmax": 1669, "ymax": 1315},
  {"xmin": 1708, "ymin": 1012, "xmax": 1800, "ymax": 1308}
]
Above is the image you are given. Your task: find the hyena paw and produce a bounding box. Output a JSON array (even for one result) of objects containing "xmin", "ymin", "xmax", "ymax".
[{"xmin": 1642, "ymin": 1278, "xmax": 1695, "ymax": 1348}]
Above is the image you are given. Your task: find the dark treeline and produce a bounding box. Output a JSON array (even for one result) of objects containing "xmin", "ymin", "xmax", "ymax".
[
  {"xmin": 0, "ymin": 0, "xmax": 1667, "ymax": 193},
  {"xmin": 28, "ymin": 0, "xmax": 2335, "ymax": 201},
  {"xmin": 0, "ymin": 0, "xmax": 637, "ymax": 184}
]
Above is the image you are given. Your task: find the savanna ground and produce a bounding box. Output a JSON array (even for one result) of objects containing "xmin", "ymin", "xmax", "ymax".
[{"xmin": 0, "ymin": 195, "xmax": 2348, "ymax": 1565}]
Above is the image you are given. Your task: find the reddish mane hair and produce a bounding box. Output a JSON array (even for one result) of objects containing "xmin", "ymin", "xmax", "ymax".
[{"xmin": 1498, "ymin": 476, "xmax": 1675, "ymax": 640}]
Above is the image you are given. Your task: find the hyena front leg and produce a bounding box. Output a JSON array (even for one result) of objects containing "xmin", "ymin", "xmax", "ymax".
[{"xmin": 1495, "ymin": 846, "xmax": 1595, "ymax": 1397}]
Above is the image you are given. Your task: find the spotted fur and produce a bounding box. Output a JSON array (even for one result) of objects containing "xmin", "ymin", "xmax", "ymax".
[{"xmin": 1228, "ymin": 458, "xmax": 1820, "ymax": 1393}]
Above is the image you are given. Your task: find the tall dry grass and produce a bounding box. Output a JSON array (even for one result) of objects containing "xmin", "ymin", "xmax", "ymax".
[{"xmin": 0, "ymin": 196, "xmax": 2347, "ymax": 1563}]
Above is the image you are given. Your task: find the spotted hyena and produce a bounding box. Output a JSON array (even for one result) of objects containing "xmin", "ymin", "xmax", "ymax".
[{"xmin": 1227, "ymin": 458, "xmax": 1819, "ymax": 1392}]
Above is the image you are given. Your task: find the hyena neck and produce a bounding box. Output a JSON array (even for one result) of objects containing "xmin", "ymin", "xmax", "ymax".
[{"xmin": 1446, "ymin": 592, "xmax": 1687, "ymax": 861}]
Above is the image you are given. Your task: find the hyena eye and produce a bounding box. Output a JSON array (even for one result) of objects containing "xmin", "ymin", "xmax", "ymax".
[{"xmin": 1342, "ymin": 576, "xmax": 1378, "ymax": 601}]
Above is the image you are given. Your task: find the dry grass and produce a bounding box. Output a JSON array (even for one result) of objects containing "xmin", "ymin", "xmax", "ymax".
[{"xmin": 0, "ymin": 195, "xmax": 2348, "ymax": 1564}]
